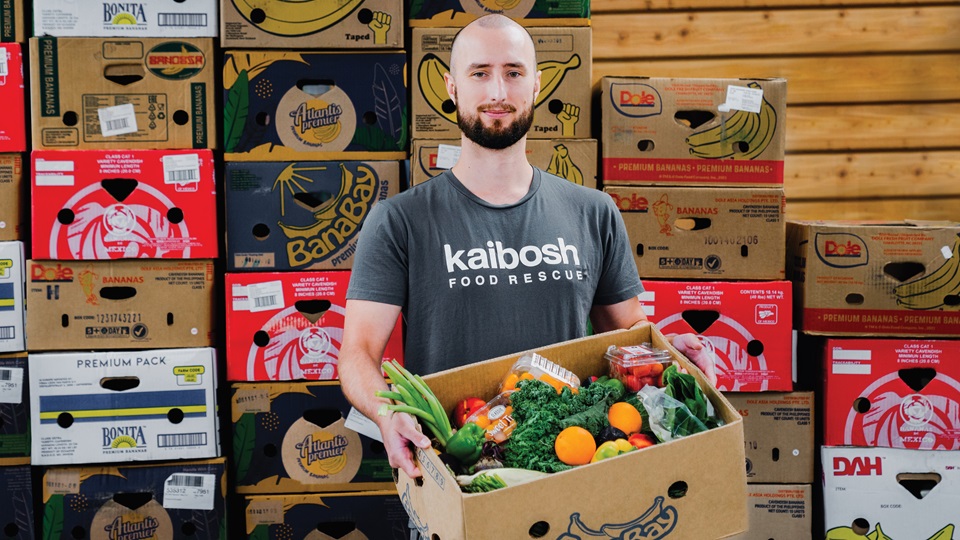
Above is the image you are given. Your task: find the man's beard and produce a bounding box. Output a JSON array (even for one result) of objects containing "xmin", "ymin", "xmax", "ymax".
[{"xmin": 457, "ymin": 100, "xmax": 534, "ymax": 150}]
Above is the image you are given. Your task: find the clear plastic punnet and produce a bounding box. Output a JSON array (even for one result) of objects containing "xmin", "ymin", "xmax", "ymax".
[
  {"xmin": 464, "ymin": 392, "xmax": 517, "ymax": 443},
  {"xmin": 499, "ymin": 352, "xmax": 581, "ymax": 394},
  {"xmin": 605, "ymin": 344, "xmax": 672, "ymax": 393}
]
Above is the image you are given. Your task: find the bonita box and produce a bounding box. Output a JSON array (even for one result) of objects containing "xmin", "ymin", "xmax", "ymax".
[{"xmin": 34, "ymin": 0, "xmax": 219, "ymax": 37}]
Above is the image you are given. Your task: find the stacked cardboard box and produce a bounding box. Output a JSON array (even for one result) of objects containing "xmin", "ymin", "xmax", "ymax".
[{"xmin": 0, "ymin": 38, "xmax": 26, "ymax": 243}]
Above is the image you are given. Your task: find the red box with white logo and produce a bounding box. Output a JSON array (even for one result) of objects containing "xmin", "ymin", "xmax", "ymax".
[
  {"xmin": 0, "ymin": 44, "xmax": 26, "ymax": 152},
  {"xmin": 823, "ymin": 337, "xmax": 960, "ymax": 450},
  {"xmin": 639, "ymin": 280, "xmax": 793, "ymax": 392},
  {"xmin": 31, "ymin": 150, "xmax": 218, "ymax": 260},
  {"xmin": 226, "ymin": 272, "xmax": 403, "ymax": 381}
]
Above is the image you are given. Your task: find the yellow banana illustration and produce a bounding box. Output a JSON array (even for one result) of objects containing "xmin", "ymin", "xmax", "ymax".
[
  {"xmin": 536, "ymin": 54, "xmax": 581, "ymax": 107},
  {"xmin": 926, "ymin": 524, "xmax": 955, "ymax": 540},
  {"xmin": 868, "ymin": 523, "xmax": 893, "ymax": 540},
  {"xmin": 231, "ymin": 0, "xmax": 363, "ymax": 36},
  {"xmin": 685, "ymin": 107, "xmax": 752, "ymax": 147},
  {"xmin": 546, "ymin": 144, "xmax": 584, "ymax": 185},
  {"xmin": 685, "ymin": 82, "xmax": 777, "ymax": 160},
  {"xmin": 894, "ymin": 235, "xmax": 960, "ymax": 310},
  {"xmin": 278, "ymin": 164, "xmax": 374, "ymax": 239},
  {"xmin": 688, "ymin": 111, "xmax": 758, "ymax": 159}
]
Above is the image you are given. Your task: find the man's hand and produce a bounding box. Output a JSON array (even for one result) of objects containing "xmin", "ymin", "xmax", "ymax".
[
  {"xmin": 378, "ymin": 410, "xmax": 432, "ymax": 479},
  {"xmin": 670, "ymin": 333, "xmax": 718, "ymax": 387}
]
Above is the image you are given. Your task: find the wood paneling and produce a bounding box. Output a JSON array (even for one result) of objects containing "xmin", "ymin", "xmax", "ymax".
[
  {"xmin": 594, "ymin": 0, "xmax": 957, "ymax": 13},
  {"xmin": 784, "ymin": 151, "xmax": 960, "ymax": 199},
  {"xmin": 787, "ymin": 197, "xmax": 960, "ymax": 221}
]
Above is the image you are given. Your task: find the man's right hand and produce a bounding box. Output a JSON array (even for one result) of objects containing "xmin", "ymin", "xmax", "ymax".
[{"xmin": 378, "ymin": 410, "xmax": 433, "ymax": 479}]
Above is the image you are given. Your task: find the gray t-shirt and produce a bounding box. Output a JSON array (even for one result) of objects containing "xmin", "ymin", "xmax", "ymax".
[{"xmin": 347, "ymin": 167, "xmax": 643, "ymax": 375}]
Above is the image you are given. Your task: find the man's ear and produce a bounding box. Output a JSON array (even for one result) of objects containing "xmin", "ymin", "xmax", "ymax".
[
  {"xmin": 443, "ymin": 72, "xmax": 456, "ymax": 105},
  {"xmin": 533, "ymin": 69, "xmax": 542, "ymax": 101}
]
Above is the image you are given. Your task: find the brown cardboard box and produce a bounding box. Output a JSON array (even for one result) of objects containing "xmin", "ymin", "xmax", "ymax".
[
  {"xmin": 601, "ymin": 77, "xmax": 786, "ymax": 187},
  {"xmin": 411, "ymin": 138, "xmax": 597, "ymax": 188},
  {"xmin": 408, "ymin": 0, "xmax": 589, "ymax": 27},
  {"xmin": 728, "ymin": 484, "xmax": 811, "ymax": 540},
  {"xmin": 220, "ymin": 0, "xmax": 404, "ymax": 49},
  {"xmin": 30, "ymin": 37, "xmax": 216, "ymax": 150},
  {"xmin": 606, "ymin": 186, "xmax": 786, "ymax": 280},
  {"xmin": 0, "ymin": 154, "xmax": 22, "ymax": 241},
  {"xmin": 397, "ymin": 324, "xmax": 748, "ymax": 539},
  {"xmin": 411, "ymin": 27, "xmax": 591, "ymax": 139},
  {"xmin": 25, "ymin": 259, "xmax": 214, "ymax": 350},
  {"xmin": 787, "ymin": 220, "xmax": 960, "ymax": 336},
  {"xmin": 1, "ymin": 0, "xmax": 24, "ymax": 42},
  {"xmin": 725, "ymin": 392, "xmax": 815, "ymax": 484}
]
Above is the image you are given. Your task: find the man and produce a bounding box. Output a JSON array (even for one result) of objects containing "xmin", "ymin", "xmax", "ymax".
[{"xmin": 339, "ymin": 14, "xmax": 715, "ymax": 479}]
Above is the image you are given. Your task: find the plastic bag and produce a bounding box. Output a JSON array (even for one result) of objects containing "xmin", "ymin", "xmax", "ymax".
[{"xmin": 638, "ymin": 385, "xmax": 709, "ymax": 442}]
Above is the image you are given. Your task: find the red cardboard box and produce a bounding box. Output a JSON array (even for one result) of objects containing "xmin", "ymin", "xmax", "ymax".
[
  {"xmin": 31, "ymin": 150, "xmax": 218, "ymax": 260},
  {"xmin": 639, "ymin": 280, "xmax": 793, "ymax": 392},
  {"xmin": 823, "ymin": 337, "xmax": 960, "ymax": 450},
  {"xmin": 226, "ymin": 271, "xmax": 402, "ymax": 381},
  {"xmin": 0, "ymin": 44, "xmax": 25, "ymax": 153}
]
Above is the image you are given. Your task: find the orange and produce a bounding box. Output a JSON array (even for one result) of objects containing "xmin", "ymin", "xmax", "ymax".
[
  {"xmin": 608, "ymin": 402, "xmax": 643, "ymax": 435},
  {"xmin": 554, "ymin": 426, "xmax": 596, "ymax": 466}
]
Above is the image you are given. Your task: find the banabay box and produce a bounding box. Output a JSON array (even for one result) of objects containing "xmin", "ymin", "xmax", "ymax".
[
  {"xmin": 223, "ymin": 51, "xmax": 407, "ymax": 161},
  {"xmin": 32, "ymin": 149, "xmax": 218, "ymax": 260},
  {"xmin": 221, "ymin": 0, "xmax": 404, "ymax": 49},
  {"xmin": 397, "ymin": 325, "xmax": 748, "ymax": 540},
  {"xmin": 0, "ymin": 463, "xmax": 34, "ymax": 540},
  {"xmin": 823, "ymin": 338, "xmax": 960, "ymax": 450},
  {"xmin": 29, "ymin": 347, "xmax": 219, "ymax": 466},
  {"xmin": 30, "ymin": 37, "xmax": 215, "ymax": 150},
  {"xmin": 411, "ymin": 27, "xmax": 591, "ymax": 139},
  {"xmin": 408, "ymin": 0, "xmax": 589, "ymax": 27},
  {"xmin": 34, "ymin": 0, "xmax": 219, "ymax": 37},
  {"xmin": 0, "ymin": 43, "xmax": 25, "ymax": 152},
  {"xmin": 0, "ymin": 353, "xmax": 29, "ymax": 459},
  {"xmin": 244, "ymin": 491, "xmax": 410, "ymax": 539},
  {"xmin": 226, "ymin": 271, "xmax": 403, "ymax": 381},
  {"xmin": 607, "ymin": 186, "xmax": 786, "ymax": 280},
  {"xmin": 822, "ymin": 446, "xmax": 960, "ymax": 540},
  {"xmin": 0, "ymin": 154, "xmax": 23, "ymax": 241},
  {"xmin": 1, "ymin": 0, "xmax": 25, "ymax": 42},
  {"xmin": 0, "ymin": 241, "xmax": 24, "ymax": 353},
  {"xmin": 728, "ymin": 484, "xmax": 811, "ymax": 540},
  {"xmin": 26, "ymin": 259, "xmax": 214, "ymax": 350},
  {"xmin": 601, "ymin": 77, "xmax": 787, "ymax": 187},
  {"xmin": 639, "ymin": 280, "xmax": 794, "ymax": 392},
  {"xmin": 725, "ymin": 392, "xmax": 814, "ymax": 484},
  {"xmin": 411, "ymin": 138, "xmax": 598, "ymax": 189},
  {"xmin": 42, "ymin": 458, "xmax": 227, "ymax": 540},
  {"xmin": 224, "ymin": 160, "xmax": 398, "ymax": 270},
  {"xmin": 231, "ymin": 381, "xmax": 394, "ymax": 493},
  {"xmin": 787, "ymin": 220, "xmax": 960, "ymax": 336}
]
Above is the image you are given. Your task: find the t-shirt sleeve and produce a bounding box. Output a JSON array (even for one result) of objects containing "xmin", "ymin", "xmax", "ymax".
[
  {"xmin": 346, "ymin": 201, "xmax": 408, "ymax": 307},
  {"xmin": 593, "ymin": 194, "xmax": 644, "ymax": 306}
]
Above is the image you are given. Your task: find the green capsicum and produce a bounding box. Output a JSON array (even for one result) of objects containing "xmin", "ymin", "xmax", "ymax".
[{"xmin": 445, "ymin": 421, "xmax": 485, "ymax": 465}]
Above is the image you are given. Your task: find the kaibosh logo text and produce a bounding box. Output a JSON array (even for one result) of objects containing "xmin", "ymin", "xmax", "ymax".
[
  {"xmin": 833, "ymin": 456, "xmax": 882, "ymax": 476},
  {"xmin": 444, "ymin": 239, "xmax": 580, "ymax": 273}
]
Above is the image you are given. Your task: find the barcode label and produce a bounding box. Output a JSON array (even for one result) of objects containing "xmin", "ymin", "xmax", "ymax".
[
  {"xmin": 107, "ymin": 118, "xmax": 128, "ymax": 131},
  {"xmin": 233, "ymin": 280, "xmax": 285, "ymax": 313},
  {"xmin": 0, "ymin": 369, "xmax": 10, "ymax": 381},
  {"xmin": 158, "ymin": 13, "xmax": 208, "ymax": 27},
  {"xmin": 157, "ymin": 432, "xmax": 208, "ymax": 448},
  {"xmin": 162, "ymin": 153, "xmax": 201, "ymax": 186},
  {"xmin": 163, "ymin": 473, "xmax": 215, "ymax": 511},
  {"xmin": 98, "ymin": 103, "xmax": 138, "ymax": 137},
  {"xmin": 0, "ymin": 326, "xmax": 14, "ymax": 340},
  {"xmin": 0, "ymin": 366, "xmax": 24, "ymax": 404},
  {"xmin": 168, "ymin": 474, "xmax": 204, "ymax": 487},
  {"xmin": 254, "ymin": 295, "xmax": 278, "ymax": 308}
]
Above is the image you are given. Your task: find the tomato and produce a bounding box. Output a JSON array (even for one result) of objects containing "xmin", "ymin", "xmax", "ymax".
[
  {"xmin": 622, "ymin": 374, "xmax": 642, "ymax": 393},
  {"xmin": 452, "ymin": 397, "xmax": 486, "ymax": 428},
  {"xmin": 628, "ymin": 433, "xmax": 657, "ymax": 450}
]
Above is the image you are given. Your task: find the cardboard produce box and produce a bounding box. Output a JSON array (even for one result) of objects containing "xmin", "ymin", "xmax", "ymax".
[
  {"xmin": 607, "ymin": 186, "xmax": 785, "ymax": 280},
  {"xmin": 397, "ymin": 325, "xmax": 747, "ymax": 540},
  {"xmin": 823, "ymin": 337, "xmax": 960, "ymax": 450},
  {"xmin": 42, "ymin": 458, "xmax": 227, "ymax": 539},
  {"xmin": 231, "ymin": 381, "xmax": 395, "ymax": 493},
  {"xmin": 223, "ymin": 51, "xmax": 407, "ymax": 161},
  {"xmin": 31, "ymin": 149, "xmax": 218, "ymax": 260},
  {"xmin": 601, "ymin": 77, "xmax": 787, "ymax": 187},
  {"xmin": 411, "ymin": 138, "xmax": 598, "ymax": 188},
  {"xmin": 221, "ymin": 0, "xmax": 403, "ymax": 49},
  {"xmin": 0, "ymin": 462, "xmax": 34, "ymax": 540},
  {"xmin": 34, "ymin": 0, "xmax": 218, "ymax": 37},
  {"xmin": 408, "ymin": 0, "xmax": 589, "ymax": 27},
  {"xmin": 0, "ymin": 241, "xmax": 24, "ymax": 353},
  {"xmin": 411, "ymin": 27, "xmax": 591, "ymax": 139},
  {"xmin": 0, "ymin": 353, "xmax": 28, "ymax": 459},
  {"xmin": 787, "ymin": 220, "xmax": 960, "ymax": 337},
  {"xmin": 725, "ymin": 392, "xmax": 814, "ymax": 484},
  {"xmin": 30, "ymin": 37, "xmax": 216, "ymax": 150},
  {"xmin": 224, "ymin": 160, "xmax": 399, "ymax": 270},
  {"xmin": 639, "ymin": 280, "xmax": 793, "ymax": 392},
  {"xmin": 1, "ymin": 0, "xmax": 25, "ymax": 42},
  {"xmin": 0, "ymin": 43, "xmax": 25, "ymax": 153},
  {"xmin": 226, "ymin": 271, "xmax": 403, "ymax": 381},
  {"xmin": 729, "ymin": 484, "xmax": 811, "ymax": 540},
  {"xmin": 29, "ymin": 347, "xmax": 219, "ymax": 466},
  {"xmin": 244, "ymin": 491, "xmax": 410, "ymax": 539},
  {"xmin": 822, "ymin": 446, "xmax": 960, "ymax": 540},
  {"xmin": 0, "ymin": 154, "xmax": 23, "ymax": 241},
  {"xmin": 26, "ymin": 259, "xmax": 214, "ymax": 350}
]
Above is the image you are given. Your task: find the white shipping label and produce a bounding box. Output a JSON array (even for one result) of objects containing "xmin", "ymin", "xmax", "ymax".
[
  {"xmin": 98, "ymin": 103, "xmax": 139, "ymax": 137},
  {"xmin": 0, "ymin": 52, "xmax": 8, "ymax": 77},
  {"xmin": 0, "ymin": 367, "xmax": 24, "ymax": 403},
  {"xmin": 344, "ymin": 407, "xmax": 383, "ymax": 442},
  {"xmin": 435, "ymin": 144, "xmax": 461, "ymax": 169},
  {"xmin": 162, "ymin": 154, "xmax": 201, "ymax": 185},
  {"xmin": 232, "ymin": 281, "xmax": 285, "ymax": 313},
  {"xmin": 163, "ymin": 473, "xmax": 216, "ymax": 511},
  {"xmin": 721, "ymin": 85, "xmax": 764, "ymax": 114},
  {"xmin": 35, "ymin": 159, "xmax": 76, "ymax": 186}
]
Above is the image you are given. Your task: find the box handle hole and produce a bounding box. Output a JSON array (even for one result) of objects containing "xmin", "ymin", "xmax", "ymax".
[
  {"xmin": 668, "ymin": 480, "xmax": 688, "ymax": 498},
  {"xmin": 100, "ymin": 377, "xmax": 140, "ymax": 392},
  {"xmin": 746, "ymin": 340, "xmax": 764, "ymax": 357},
  {"xmin": 636, "ymin": 243, "xmax": 644, "ymax": 257},
  {"xmin": 675, "ymin": 110, "xmax": 715, "ymax": 129},
  {"xmin": 356, "ymin": 9, "xmax": 373, "ymax": 24},
  {"xmin": 681, "ymin": 310, "xmax": 719, "ymax": 334},
  {"xmin": 674, "ymin": 217, "xmax": 711, "ymax": 231},
  {"xmin": 100, "ymin": 286, "xmax": 137, "ymax": 301},
  {"xmin": 897, "ymin": 473, "xmax": 941, "ymax": 500},
  {"xmin": 61, "ymin": 314, "xmax": 69, "ymax": 328},
  {"xmin": 4, "ymin": 524, "xmax": 19, "ymax": 536},
  {"xmin": 637, "ymin": 140, "xmax": 655, "ymax": 152},
  {"xmin": 362, "ymin": 111, "xmax": 378, "ymax": 125},
  {"xmin": 295, "ymin": 299, "xmax": 331, "ymax": 324},
  {"xmin": 249, "ymin": 8, "xmax": 266, "ymax": 23},
  {"xmin": 771, "ymin": 447, "xmax": 780, "ymax": 462},
  {"xmin": 167, "ymin": 207, "xmax": 184, "ymax": 224},
  {"xmin": 853, "ymin": 397, "xmax": 871, "ymax": 414},
  {"xmin": 252, "ymin": 223, "xmax": 270, "ymax": 240},
  {"xmin": 528, "ymin": 521, "xmax": 550, "ymax": 538},
  {"xmin": 181, "ymin": 522, "xmax": 196, "ymax": 536},
  {"xmin": 316, "ymin": 522, "xmax": 356, "ymax": 537},
  {"xmin": 253, "ymin": 330, "xmax": 270, "ymax": 347},
  {"xmin": 293, "ymin": 190, "xmax": 334, "ymax": 211},
  {"xmin": 899, "ymin": 367, "xmax": 935, "ymax": 392},
  {"xmin": 58, "ymin": 412, "xmax": 74, "ymax": 428},
  {"xmin": 844, "ymin": 293, "xmax": 864, "ymax": 305},
  {"xmin": 740, "ymin": 245, "xmax": 748, "ymax": 257},
  {"xmin": 302, "ymin": 408, "xmax": 341, "ymax": 429},
  {"xmin": 167, "ymin": 312, "xmax": 174, "ymax": 326},
  {"xmin": 57, "ymin": 209, "xmax": 76, "ymax": 224},
  {"xmin": 263, "ymin": 443, "xmax": 278, "ymax": 458},
  {"xmin": 173, "ymin": 110, "xmax": 189, "ymax": 126},
  {"xmin": 296, "ymin": 79, "xmax": 336, "ymax": 97},
  {"xmin": 63, "ymin": 111, "xmax": 79, "ymax": 127},
  {"xmin": 113, "ymin": 492, "xmax": 153, "ymax": 511},
  {"xmin": 104, "ymin": 64, "xmax": 145, "ymax": 86},
  {"xmin": 945, "ymin": 294, "xmax": 960, "ymax": 306},
  {"xmin": 167, "ymin": 407, "xmax": 184, "ymax": 424},
  {"xmin": 850, "ymin": 518, "xmax": 869, "ymax": 535},
  {"xmin": 70, "ymin": 525, "xmax": 86, "ymax": 539},
  {"xmin": 883, "ymin": 261, "xmax": 926, "ymax": 283}
]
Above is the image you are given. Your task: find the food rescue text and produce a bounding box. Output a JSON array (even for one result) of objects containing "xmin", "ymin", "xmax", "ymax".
[
  {"xmin": 76, "ymin": 355, "xmax": 168, "ymax": 368},
  {"xmin": 444, "ymin": 237, "xmax": 587, "ymax": 288}
]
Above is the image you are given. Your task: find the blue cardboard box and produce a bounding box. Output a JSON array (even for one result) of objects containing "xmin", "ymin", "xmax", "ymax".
[
  {"xmin": 0, "ymin": 462, "xmax": 33, "ymax": 540},
  {"xmin": 244, "ymin": 491, "xmax": 409, "ymax": 539},
  {"xmin": 0, "ymin": 353, "xmax": 28, "ymax": 458}
]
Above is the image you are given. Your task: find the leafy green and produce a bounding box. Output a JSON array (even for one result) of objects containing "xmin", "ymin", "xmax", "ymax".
[
  {"xmin": 223, "ymin": 70, "xmax": 249, "ymax": 153},
  {"xmin": 248, "ymin": 525, "xmax": 269, "ymax": 540},
  {"xmin": 233, "ymin": 413, "xmax": 256, "ymax": 483},
  {"xmin": 662, "ymin": 365, "xmax": 709, "ymax": 424},
  {"xmin": 43, "ymin": 494, "xmax": 64, "ymax": 540}
]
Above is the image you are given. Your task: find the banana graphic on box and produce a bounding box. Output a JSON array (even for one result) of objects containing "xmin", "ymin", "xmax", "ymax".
[
  {"xmin": 826, "ymin": 523, "xmax": 953, "ymax": 540},
  {"xmin": 685, "ymin": 82, "xmax": 777, "ymax": 160},
  {"xmin": 894, "ymin": 235, "xmax": 960, "ymax": 310},
  {"xmin": 546, "ymin": 144, "xmax": 584, "ymax": 185},
  {"xmin": 231, "ymin": 0, "xmax": 363, "ymax": 36}
]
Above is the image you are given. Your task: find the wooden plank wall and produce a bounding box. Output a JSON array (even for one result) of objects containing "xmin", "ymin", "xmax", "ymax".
[{"xmin": 592, "ymin": 0, "xmax": 960, "ymax": 220}]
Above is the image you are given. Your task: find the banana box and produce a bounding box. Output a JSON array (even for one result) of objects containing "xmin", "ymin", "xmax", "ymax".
[
  {"xmin": 42, "ymin": 458, "xmax": 227, "ymax": 540},
  {"xmin": 600, "ymin": 77, "xmax": 787, "ymax": 187},
  {"xmin": 223, "ymin": 51, "xmax": 407, "ymax": 161},
  {"xmin": 30, "ymin": 37, "xmax": 216, "ymax": 150},
  {"xmin": 822, "ymin": 338, "xmax": 960, "ymax": 450},
  {"xmin": 411, "ymin": 138, "xmax": 598, "ymax": 188},
  {"xmin": 0, "ymin": 43, "xmax": 25, "ymax": 153},
  {"xmin": 408, "ymin": 0, "xmax": 589, "ymax": 27},
  {"xmin": 231, "ymin": 381, "xmax": 395, "ymax": 493},
  {"xmin": 728, "ymin": 484, "xmax": 811, "ymax": 540},
  {"xmin": 0, "ymin": 154, "xmax": 24, "ymax": 241},
  {"xmin": 0, "ymin": 241, "xmax": 25, "ymax": 353},
  {"xmin": 29, "ymin": 347, "xmax": 219, "ymax": 465},
  {"xmin": 1, "ymin": 0, "xmax": 26, "ymax": 42},
  {"xmin": 724, "ymin": 392, "xmax": 814, "ymax": 484},
  {"xmin": 34, "ymin": 0, "xmax": 218, "ymax": 37},
  {"xmin": 606, "ymin": 186, "xmax": 786, "ymax": 280},
  {"xmin": 639, "ymin": 280, "xmax": 794, "ymax": 392},
  {"xmin": 0, "ymin": 462, "xmax": 34, "ymax": 540},
  {"xmin": 0, "ymin": 353, "xmax": 29, "ymax": 459},
  {"xmin": 823, "ymin": 446, "xmax": 960, "ymax": 540},
  {"xmin": 224, "ymin": 161, "xmax": 399, "ymax": 270},
  {"xmin": 411, "ymin": 27, "xmax": 592, "ymax": 139},
  {"xmin": 25, "ymin": 259, "xmax": 214, "ymax": 351},
  {"xmin": 225, "ymin": 271, "xmax": 403, "ymax": 381},
  {"xmin": 220, "ymin": 0, "xmax": 404, "ymax": 49},
  {"xmin": 244, "ymin": 491, "xmax": 410, "ymax": 539},
  {"xmin": 787, "ymin": 220, "xmax": 960, "ymax": 337}
]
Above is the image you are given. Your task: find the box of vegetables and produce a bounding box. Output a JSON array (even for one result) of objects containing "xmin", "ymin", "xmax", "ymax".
[{"xmin": 384, "ymin": 324, "xmax": 747, "ymax": 540}]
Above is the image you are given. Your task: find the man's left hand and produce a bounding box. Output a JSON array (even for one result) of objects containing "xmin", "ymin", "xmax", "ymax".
[{"xmin": 670, "ymin": 333, "xmax": 717, "ymax": 387}]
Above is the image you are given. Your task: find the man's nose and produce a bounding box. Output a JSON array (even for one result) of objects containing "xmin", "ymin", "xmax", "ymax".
[{"xmin": 488, "ymin": 74, "xmax": 508, "ymax": 101}]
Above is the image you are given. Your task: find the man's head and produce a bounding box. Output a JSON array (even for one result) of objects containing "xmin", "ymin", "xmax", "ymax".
[{"xmin": 444, "ymin": 15, "xmax": 540, "ymax": 150}]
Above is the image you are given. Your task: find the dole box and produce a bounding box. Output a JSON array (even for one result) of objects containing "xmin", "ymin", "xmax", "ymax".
[
  {"xmin": 601, "ymin": 77, "xmax": 787, "ymax": 187},
  {"xmin": 639, "ymin": 280, "xmax": 793, "ymax": 392},
  {"xmin": 0, "ymin": 43, "xmax": 25, "ymax": 152},
  {"xmin": 226, "ymin": 271, "xmax": 403, "ymax": 381},
  {"xmin": 29, "ymin": 347, "xmax": 219, "ymax": 466},
  {"xmin": 0, "ymin": 154, "xmax": 24, "ymax": 241},
  {"xmin": 34, "ymin": 0, "xmax": 218, "ymax": 37},
  {"xmin": 30, "ymin": 37, "xmax": 215, "ymax": 150},
  {"xmin": 0, "ymin": 463, "xmax": 34, "ymax": 540},
  {"xmin": 787, "ymin": 220, "xmax": 960, "ymax": 336},
  {"xmin": 0, "ymin": 241, "xmax": 24, "ymax": 353},
  {"xmin": 0, "ymin": 353, "xmax": 29, "ymax": 459},
  {"xmin": 32, "ymin": 150, "xmax": 218, "ymax": 260},
  {"xmin": 244, "ymin": 491, "xmax": 410, "ymax": 539},
  {"xmin": 408, "ymin": 0, "xmax": 589, "ymax": 27}
]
